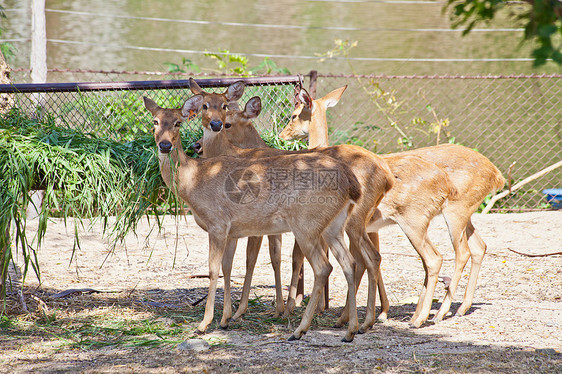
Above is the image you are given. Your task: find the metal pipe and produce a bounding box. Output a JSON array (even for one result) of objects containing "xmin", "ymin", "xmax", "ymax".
[{"xmin": 0, "ymin": 76, "xmax": 301, "ymax": 93}]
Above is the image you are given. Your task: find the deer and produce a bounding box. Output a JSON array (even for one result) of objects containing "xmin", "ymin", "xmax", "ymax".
[
  {"xmin": 279, "ymin": 84, "xmax": 505, "ymax": 326},
  {"xmin": 189, "ymin": 78, "xmax": 395, "ymax": 333},
  {"xmin": 190, "ymin": 83, "xmax": 285, "ymax": 320},
  {"xmin": 143, "ymin": 93, "xmax": 365, "ymax": 342},
  {"xmin": 204, "ymin": 90, "xmax": 456, "ymax": 329}
]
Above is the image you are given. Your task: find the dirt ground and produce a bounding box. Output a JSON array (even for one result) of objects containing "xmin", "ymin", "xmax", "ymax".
[{"xmin": 2, "ymin": 211, "xmax": 561, "ymax": 373}]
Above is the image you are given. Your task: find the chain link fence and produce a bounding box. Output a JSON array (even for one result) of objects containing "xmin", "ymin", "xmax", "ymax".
[
  {"xmin": 2, "ymin": 70, "xmax": 561, "ymax": 211},
  {"xmin": 305, "ymin": 72, "xmax": 562, "ymax": 212},
  {"xmin": 2, "ymin": 74, "xmax": 300, "ymax": 142}
]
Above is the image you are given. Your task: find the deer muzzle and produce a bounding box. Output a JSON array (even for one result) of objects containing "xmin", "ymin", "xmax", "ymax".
[
  {"xmin": 210, "ymin": 120, "xmax": 223, "ymax": 132},
  {"xmin": 192, "ymin": 141, "xmax": 203, "ymax": 154},
  {"xmin": 158, "ymin": 141, "xmax": 173, "ymax": 153}
]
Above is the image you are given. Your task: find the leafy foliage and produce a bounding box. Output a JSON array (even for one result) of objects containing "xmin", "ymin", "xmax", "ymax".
[
  {"xmin": 162, "ymin": 57, "xmax": 201, "ymax": 74},
  {"xmin": 165, "ymin": 51, "xmax": 291, "ymax": 76},
  {"xmin": 0, "ymin": 109, "xmax": 202, "ymax": 299},
  {"xmin": 248, "ymin": 57, "xmax": 291, "ymax": 75},
  {"xmin": 1, "ymin": 313, "xmax": 187, "ymax": 350},
  {"xmin": 204, "ymin": 49, "xmax": 250, "ymax": 75},
  {"xmin": 444, "ymin": 0, "xmax": 562, "ymax": 66},
  {"xmin": 0, "ymin": 5, "xmax": 16, "ymax": 62},
  {"xmin": 318, "ymin": 40, "xmax": 456, "ymax": 150}
]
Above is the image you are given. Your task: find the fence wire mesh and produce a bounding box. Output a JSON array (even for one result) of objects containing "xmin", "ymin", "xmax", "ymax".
[
  {"xmin": 308, "ymin": 73, "xmax": 562, "ymax": 212},
  {"xmin": 3, "ymin": 75, "xmax": 300, "ymax": 142},
  {"xmin": 2, "ymin": 70, "xmax": 561, "ymax": 211}
]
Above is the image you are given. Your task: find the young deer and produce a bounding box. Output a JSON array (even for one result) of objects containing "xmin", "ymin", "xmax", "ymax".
[
  {"xmin": 143, "ymin": 94, "xmax": 363, "ymax": 342},
  {"xmin": 190, "ymin": 82, "xmax": 285, "ymax": 320},
  {"xmin": 190, "ymin": 78, "xmax": 395, "ymax": 333},
  {"xmin": 280, "ymin": 85, "xmax": 505, "ymax": 326},
  {"xmin": 217, "ymin": 92, "xmax": 456, "ymax": 329}
]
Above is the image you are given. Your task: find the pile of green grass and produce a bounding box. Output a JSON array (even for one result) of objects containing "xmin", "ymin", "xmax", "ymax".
[
  {"xmin": 0, "ymin": 108, "xmax": 305, "ymax": 301},
  {"xmin": 0, "ymin": 109, "xmax": 198, "ymax": 298}
]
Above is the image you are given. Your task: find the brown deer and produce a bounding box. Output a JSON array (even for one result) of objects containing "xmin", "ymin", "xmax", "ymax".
[
  {"xmin": 143, "ymin": 93, "xmax": 363, "ymax": 342},
  {"xmin": 189, "ymin": 78, "xmax": 395, "ymax": 333},
  {"xmin": 211, "ymin": 92, "xmax": 456, "ymax": 329},
  {"xmin": 191, "ymin": 82, "xmax": 285, "ymax": 320},
  {"xmin": 280, "ymin": 84, "xmax": 505, "ymax": 326}
]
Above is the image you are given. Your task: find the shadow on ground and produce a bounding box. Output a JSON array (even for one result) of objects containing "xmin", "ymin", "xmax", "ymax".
[{"xmin": 1, "ymin": 285, "xmax": 560, "ymax": 373}]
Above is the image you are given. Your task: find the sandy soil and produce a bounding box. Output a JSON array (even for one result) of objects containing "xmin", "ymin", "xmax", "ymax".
[{"xmin": 2, "ymin": 211, "xmax": 561, "ymax": 373}]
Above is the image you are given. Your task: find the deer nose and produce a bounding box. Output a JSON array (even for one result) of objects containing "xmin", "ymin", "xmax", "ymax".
[
  {"xmin": 210, "ymin": 120, "xmax": 223, "ymax": 132},
  {"xmin": 192, "ymin": 141, "xmax": 202, "ymax": 154},
  {"xmin": 158, "ymin": 141, "xmax": 173, "ymax": 153}
]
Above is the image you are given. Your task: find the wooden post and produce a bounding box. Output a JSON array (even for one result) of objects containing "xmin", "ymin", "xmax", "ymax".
[
  {"xmin": 30, "ymin": 0, "xmax": 47, "ymax": 88},
  {"xmin": 29, "ymin": 0, "xmax": 47, "ymax": 217}
]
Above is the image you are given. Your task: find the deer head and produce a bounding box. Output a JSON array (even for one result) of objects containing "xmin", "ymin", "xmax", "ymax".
[
  {"xmin": 189, "ymin": 78, "xmax": 245, "ymax": 132},
  {"xmin": 143, "ymin": 95, "xmax": 202, "ymax": 154},
  {"xmin": 225, "ymin": 96, "xmax": 261, "ymax": 128},
  {"xmin": 191, "ymin": 96, "xmax": 262, "ymax": 156},
  {"xmin": 280, "ymin": 85, "xmax": 347, "ymax": 147}
]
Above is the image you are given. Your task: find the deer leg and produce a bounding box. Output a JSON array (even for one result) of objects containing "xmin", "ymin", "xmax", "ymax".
[
  {"xmin": 316, "ymin": 239, "xmax": 329, "ymax": 313},
  {"xmin": 197, "ymin": 233, "xmax": 228, "ymax": 334},
  {"xmin": 323, "ymin": 206, "xmax": 360, "ymax": 342},
  {"xmin": 356, "ymin": 230, "xmax": 382, "ymax": 333},
  {"xmin": 434, "ymin": 210, "xmax": 472, "ymax": 322},
  {"xmin": 337, "ymin": 217, "xmax": 380, "ymax": 334},
  {"xmin": 410, "ymin": 260, "xmax": 429, "ymax": 323},
  {"xmin": 231, "ymin": 236, "xmax": 263, "ymax": 322},
  {"xmin": 220, "ymin": 238, "xmax": 238, "ymax": 328},
  {"xmin": 336, "ymin": 231, "xmax": 384, "ymax": 331},
  {"xmin": 456, "ymin": 220, "xmax": 487, "ymax": 316},
  {"xmin": 284, "ymin": 241, "xmax": 305, "ymax": 318},
  {"xmin": 326, "ymin": 233, "xmax": 359, "ymax": 342},
  {"xmin": 368, "ymin": 232, "xmax": 389, "ymax": 321},
  {"xmin": 334, "ymin": 235, "xmax": 365, "ymax": 328},
  {"xmin": 289, "ymin": 235, "xmax": 332, "ymax": 341},
  {"xmin": 412, "ymin": 240, "xmax": 442, "ymax": 327},
  {"xmin": 395, "ymin": 219, "xmax": 443, "ymax": 328},
  {"xmin": 267, "ymin": 234, "xmax": 285, "ymax": 317}
]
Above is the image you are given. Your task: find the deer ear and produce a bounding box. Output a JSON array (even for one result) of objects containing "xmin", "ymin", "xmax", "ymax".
[
  {"xmin": 189, "ymin": 78, "xmax": 204, "ymax": 95},
  {"xmin": 322, "ymin": 86, "xmax": 347, "ymax": 109},
  {"xmin": 143, "ymin": 97, "xmax": 161, "ymax": 116},
  {"xmin": 244, "ymin": 96, "xmax": 261, "ymax": 119},
  {"xmin": 226, "ymin": 81, "xmax": 245, "ymax": 102},
  {"xmin": 181, "ymin": 95, "xmax": 203, "ymax": 119},
  {"xmin": 228, "ymin": 101, "xmax": 241, "ymax": 111},
  {"xmin": 298, "ymin": 88, "xmax": 313, "ymax": 110}
]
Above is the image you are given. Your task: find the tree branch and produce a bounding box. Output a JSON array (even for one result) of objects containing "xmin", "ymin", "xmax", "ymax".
[{"xmin": 482, "ymin": 160, "xmax": 562, "ymax": 213}]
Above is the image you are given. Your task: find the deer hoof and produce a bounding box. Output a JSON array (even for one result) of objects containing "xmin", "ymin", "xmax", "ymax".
[
  {"xmin": 377, "ymin": 313, "xmax": 388, "ymax": 322},
  {"xmin": 358, "ymin": 325, "xmax": 370, "ymax": 334},
  {"xmin": 341, "ymin": 334, "xmax": 355, "ymax": 343}
]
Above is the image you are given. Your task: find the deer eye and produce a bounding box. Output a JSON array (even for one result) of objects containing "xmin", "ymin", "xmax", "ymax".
[
  {"xmin": 202, "ymin": 104, "xmax": 208, "ymax": 110},
  {"xmin": 224, "ymin": 122, "xmax": 232, "ymax": 129},
  {"xmin": 222, "ymin": 103, "xmax": 229, "ymax": 111},
  {"xmin": 291, "ymin": 115, "xmax": 297, "ymax": 121},
  {"xmin": 153, "ymin": 119, "xmax": 158, "ymax": 126},
  {"xmin": 174, "ymin": 121, "xmax": 181, "ymax": 128}
]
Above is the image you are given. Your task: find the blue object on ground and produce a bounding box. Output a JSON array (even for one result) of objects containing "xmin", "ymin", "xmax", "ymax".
[{"xmin": 542, "ymin": 189, "xmax": 562, "ymax": 209}]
